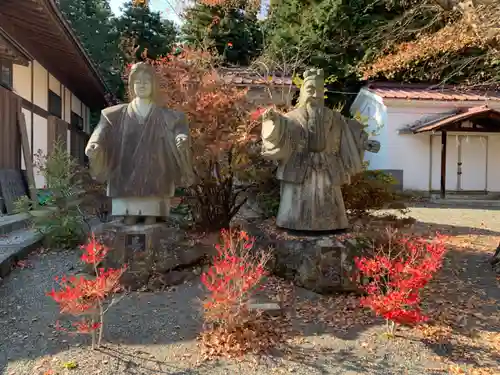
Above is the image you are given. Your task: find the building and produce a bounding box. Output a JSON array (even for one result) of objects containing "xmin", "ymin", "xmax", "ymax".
[
  {"xmin": 350, "ymin": 82, "xmax": 500, "ymax": 197},
  {"xmin": 0, "ymin": 0, "xmax": 108, "ymax": 189},
  {"xmin": 220, "ymin": 67, "xmax": 298, "ymax": 109}
]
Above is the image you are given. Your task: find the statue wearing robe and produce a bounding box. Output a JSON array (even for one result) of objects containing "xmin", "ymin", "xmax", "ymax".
[
  {"xmin": 85, "ymin": 62, "xmax": 194, "ymax": 225},
  {"xmin": 260, "ymin": 68, "xmax": 380, "ymax": 231}
]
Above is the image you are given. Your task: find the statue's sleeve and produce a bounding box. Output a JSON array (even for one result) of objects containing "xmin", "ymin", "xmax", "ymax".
[
  {"xmin": 261, "ymin": 113, "xmax": 304, "ymax": 161},
  {"xmin": 339, "ymin": 113, "xmax": 367, "ymax": 179},
  {"xmin": 173, "ymin": 113, "xmax": 195, "ymax": 186},
  {"xmin": 85, "ymin": 113, "xmax": 111, "ymax": 182}
]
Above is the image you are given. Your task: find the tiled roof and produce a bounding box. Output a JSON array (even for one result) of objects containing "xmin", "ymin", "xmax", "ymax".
[
  {"xmin": 366, "ymin": 82, "xmax": 500, "ymax": 102},
  {"xmin": 219, "ymin": 68, "xmax": 296, "ymax": 87},
  {"xmin": 399, "ymin": 105, "xmax": 500, "ymax": 133}
]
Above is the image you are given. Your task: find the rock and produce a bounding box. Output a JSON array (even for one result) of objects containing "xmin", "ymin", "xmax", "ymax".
[
  {"xmin": 242, "ymin": 221, "xmax": 369, "ymax": 294},
  {"xmin": 247, "ymin": 299, "xmax": 282, "ymax": 317},
  {"xmin": 93, "ymin": 221, "xmax": 212, "ymax": 290},
  {"xmin": 148, "ymin": 270, "xmax": 196, "ymax": 290}
]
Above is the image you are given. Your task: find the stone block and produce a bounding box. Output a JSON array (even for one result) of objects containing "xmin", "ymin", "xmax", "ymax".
[
  {"xmin": 242, "ymin": 221, "xmax": 369, "ymax": 294},
  {"xmin": 94, "ymin": 221, "xmax": 212, "ymax": 290}
]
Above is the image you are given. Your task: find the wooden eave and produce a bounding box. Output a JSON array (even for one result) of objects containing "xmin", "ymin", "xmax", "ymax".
[
  {"xmin": 0, "ymin": 0, "xmax": 108, "ymax": 108},
  {"xmin": 401, "ymin": 106, "xmax": 500, "ymax": 134},
  {"xmin": 0, "ymin": 27, "xmax": 33, "ymax": 66}
]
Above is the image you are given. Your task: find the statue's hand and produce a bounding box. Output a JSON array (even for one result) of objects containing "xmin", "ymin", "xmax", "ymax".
[
  {"xmin": 85, "ymin": 142, "xmax": 100, "ymax": 157},
  {"xmin": 365, "ymin": 139, "xmax": 381, "ymax": 153},
  {"xmin": 175, "ymin": 134, "xmax": 188, "ymax": 149}
]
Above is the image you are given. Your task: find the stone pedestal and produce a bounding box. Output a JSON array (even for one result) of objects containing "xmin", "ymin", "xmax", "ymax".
[
  {"xmin": 241, "ymin": 220, "xmax": 368, "ymax": 294},
  {"xmin": 93, "ymin": 221, "xmax": 213, "ymax": 290}
]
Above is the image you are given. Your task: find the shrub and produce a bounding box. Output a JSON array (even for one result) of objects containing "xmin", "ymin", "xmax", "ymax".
[
  {"xmin": 342, "ymin": 166, "xmax": 408, "ymax": 218},
  {"xmin": 75, "ymin": 165, "xmax": 110, "ymax": 222},
  {"xmin": 47, "ymin": 234, "xmax": 126, "ymax": 349},
  {"xmin": 254, "ymin": 168, "xmax": 280, "ymax": 219},
  {"xmin": 124, "ymin": 49, "xmax": 266, "ymax": 231},
  {"xmin": 15, "ymin": 141, "xmax": 87, "ymax": 249},
  {"xmin": 354, "ymin": 228, "xmax": 446, "ymax": 336},
  {"xmin": 199, "ymin": 228, "xmax": 276, "ymax": 358}
]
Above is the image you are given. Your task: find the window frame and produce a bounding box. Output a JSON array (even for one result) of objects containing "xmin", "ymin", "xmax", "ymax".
[
  {"xmin": 70, "ymin": 110, "xmax": 84, "ymax": 130},
  {"xmin": 48, "ymin": 89, "xmax": 62, "ymax": 118},
  {"xmin": 0, "ymin": 58, "xmax": 13, "ymax": 90}
]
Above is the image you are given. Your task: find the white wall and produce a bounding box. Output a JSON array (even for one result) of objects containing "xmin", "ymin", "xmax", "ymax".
[
  {"xmin": 33, "ymin": 61, "xmax": 48, "ymax": 110},
  {"xmin": 351, "ymin": 92, "xmax": 500, "ymax": 192},
  {"xmin": 48, "ymin": 73, "xmax": 61, "ymax": 95},
  {"xmin": 385, "ymin": 106, "xmax": 450, "ymax": 191},
  {"xmin": 32, "ymin": 114, "xmax": 48, "ymax": 188},
  {"xmin": 487, "ymin": 135, "xmax": 500, "ymax": 192},
  {"xmin": 71, "ymin": 93, "xmax": 82, "ymax": 116},
  {"xmin": 63, "ymin": 87, "xmax": 71, "ymax": 123},
  {"xmin": 11, "ymin": 57, "xmax": 92, "ymax": 187},
  {"xmin": 12, "ymin": 63, "xmax": 31, "ymax": 101}
]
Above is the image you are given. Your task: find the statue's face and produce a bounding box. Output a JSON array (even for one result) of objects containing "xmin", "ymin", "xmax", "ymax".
[
  {"xmin": 302, "ymin": 78, "xmax": 323, "ymax": 105},
  {"xmin": 133, "ymin": 72, "xmax": 153, "ymax": 99}
]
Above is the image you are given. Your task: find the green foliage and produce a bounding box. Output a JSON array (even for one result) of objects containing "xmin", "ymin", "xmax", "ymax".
[
  {"xmin": 115, "ymin": 1, "xmax": 178, "ymax": 62},
  {"xmin": 261, "ymin": 0, "xmax": 433, "ymax": 105},
  {"xmin": 15, "ymin": 142, "xmax": 87, "ymax": 249},
  {"xmin": 58, "ymin": 0, "xmax": 179, "ymax": 102},
  {"xmin": 342, "ymin": 165, "xmax": 407, "ymax": 218},
  {"xmin": 58, "ymin": 0, "xmax": 124, "ymax": 99},
  {"xmin": 181, "ymin": 2, "xmax": 263, "ymax": 65},
  {"xmin": 254, "ymin": 165, "xmax": 280, "ymax": 219}
]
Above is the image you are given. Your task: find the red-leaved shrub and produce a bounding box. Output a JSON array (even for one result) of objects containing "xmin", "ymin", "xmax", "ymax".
[
  {"xmin": 201, "ymin": 229, "xmax": 268, "ymax": 325},
  {"xmin": 354, "ymin": 229, "xmax": 446, "ymax": 335},
  {"xmin": 47, "ymin": 234, "xmax": 126, "ymax": 349},
  {"xmin": 199, "ymin": 228, "xmax": 278, "ymax": 358}
]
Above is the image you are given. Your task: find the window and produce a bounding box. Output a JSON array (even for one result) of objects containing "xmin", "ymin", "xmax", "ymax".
[
  {"xmin": 48, "ymin": 90, "xmax": 62, "ymax": 118},
  {"xmin": 71, "ymin": 111, "xmax": 83, "ymax": 130},
  {"xmin": 0, "ymin": 58, "xmax": 13, "ymax": 89}
]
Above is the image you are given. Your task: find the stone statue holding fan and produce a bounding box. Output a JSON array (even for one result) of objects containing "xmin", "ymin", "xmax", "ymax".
[{"xmin": 259, "ymin": 68, "xmax": 381, "ymax": 231}]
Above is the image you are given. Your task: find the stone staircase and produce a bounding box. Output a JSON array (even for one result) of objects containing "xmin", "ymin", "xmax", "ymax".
[{"xmin": 0, "ymin": 213, "xmax": 43, "ymax": 278}]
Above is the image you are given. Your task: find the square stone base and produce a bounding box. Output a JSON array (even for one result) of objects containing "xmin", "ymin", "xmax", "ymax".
[
  {"xmin": 241, "ymin": 220, "xmax": 368, "ymax": 294},
  {"xmin": 94, "ymin": 221, "xmax": 211, "ymax": 290}
]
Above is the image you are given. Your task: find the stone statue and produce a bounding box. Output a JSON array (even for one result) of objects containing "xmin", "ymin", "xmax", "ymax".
[
  {"xmin": 85, "ymin": 62, "xmax": 194, "ymax": 225},
  {"xmin": 260, "ymin": 68, "xmax": 380, "ymax": 231}
]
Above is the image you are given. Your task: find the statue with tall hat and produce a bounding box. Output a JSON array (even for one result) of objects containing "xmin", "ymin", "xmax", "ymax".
[
  {"xmin": 85, "ymin": 62, "xmax": 194, "ymax": 225},
  {"xmin": 260, "ymin": 68, "xmax": 381, "ymax": 231}
]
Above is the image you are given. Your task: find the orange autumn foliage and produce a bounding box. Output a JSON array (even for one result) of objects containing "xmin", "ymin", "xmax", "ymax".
[
  {"xmin": 125, "ymin": 49, "xmax": 258, "ymax": 159},
  {"xmin": 198, "ymin": 0, "xmax": 261, "ymax": 11},
  {"xmin": 363, "ymin": 1, "xmax": 500, "ymax": 82},
  {"xmin": 362, "ymin": 21, "xmax": 481, "ymax": 80},
  {"xmin": 124, "ymin": 48, "xmax": 266, "ymax": 229}
]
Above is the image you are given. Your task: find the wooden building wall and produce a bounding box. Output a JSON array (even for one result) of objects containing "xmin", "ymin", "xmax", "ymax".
[{"xmin": 0, "ymin": 85, "xmax": 21, "ymax": 169}]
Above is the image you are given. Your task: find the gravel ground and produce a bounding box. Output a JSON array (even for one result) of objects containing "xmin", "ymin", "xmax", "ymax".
[{"xmin": 0, "ymin": 206, "xmax": 499, "ymax": 375}]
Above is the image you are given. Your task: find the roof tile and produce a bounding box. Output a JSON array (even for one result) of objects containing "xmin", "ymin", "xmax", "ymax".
[
  {"xmin": 367, "ymin": 82, "xmax": 500, "ymax": 102},
  {"xmin": 219, "ymin": 67, "xmax": 295, "ymax": 87}
]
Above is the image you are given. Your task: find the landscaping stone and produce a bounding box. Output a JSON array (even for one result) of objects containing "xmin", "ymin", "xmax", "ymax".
[
  {"xmin": 0, "ymin": 228, "xmax": 43, "ymax": 278},
  {"xmin": 93, "ymin": 220, "xmax": 213, "ymax": 290},
  {"xmin": 241, "ymin": 220, "xmax": 369, "ymax": 294},
  {"xmin": 247, "ymin": 297, "xmax": 282, "ymax": 317},
  {"xmin": 147, "ymin": 269, "xmax": 196, "ymax": 290}
]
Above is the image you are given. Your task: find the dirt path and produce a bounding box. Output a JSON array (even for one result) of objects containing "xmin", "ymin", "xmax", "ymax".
[{"xmin": 0, "ymin": 206, "xmax": 498, "ymax": 375}]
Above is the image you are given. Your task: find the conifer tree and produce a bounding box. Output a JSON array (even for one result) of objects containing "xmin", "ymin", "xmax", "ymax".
[
  {"xmin": 182, "ymin": 1, "xmax": 263, "ymax": 66},
  {"xmin": 114, "ymin": 0, "xmax": 178, "ymax": 62},
  {"xmin": 57, "ymin": 0, "xmax": 123, "ymax": 98}
]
